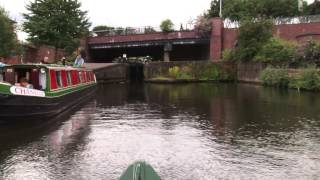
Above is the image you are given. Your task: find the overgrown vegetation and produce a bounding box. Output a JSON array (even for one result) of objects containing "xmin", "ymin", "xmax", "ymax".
[
  {"xmin": 233, "ymin": 19, "xmax": 274, "ymax": 62},
  {"xmin": 206, "ymin": 0, "xmax": 318, "ymax": 20},
  {"xmin": 260, "ymin": 68, "xmax": 290, "ymax": 87},
  {"xmin": 289, "ymin": 68, "xmax": 320, "ymax": 91},
  {"xmin": 260, "ymin": 67, "xmax": 320, "ymax": 91},
  {"xmin": 152, "ymin": 63, "xmax": 234, "ymax": 81},
  {"xmin": 254, "ymin": 38, "xmax": 297, "ymax": 66},
  {"xmin": 224, "ymin": 39, "xmax": 320, "ymax": 68}
]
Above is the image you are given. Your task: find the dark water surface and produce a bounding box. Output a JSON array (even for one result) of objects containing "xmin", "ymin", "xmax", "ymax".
[{"xmin": 0, "ymin": 83, "xmax": 319, "ymax": 180}]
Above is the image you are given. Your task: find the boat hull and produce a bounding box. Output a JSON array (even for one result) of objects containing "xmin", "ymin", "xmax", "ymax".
[{"xmin": 0, "ymin": 84, "xmax": 96, "ymax": 122}]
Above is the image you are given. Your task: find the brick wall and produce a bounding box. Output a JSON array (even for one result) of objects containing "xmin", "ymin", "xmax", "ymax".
[{"xmin": 222, "ymin": 22, "xmax": 320, "ymax": 50}]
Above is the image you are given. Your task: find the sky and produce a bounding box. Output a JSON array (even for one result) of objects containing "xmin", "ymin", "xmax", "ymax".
[
  {"xmin": 0, "ymin": 0, "xmax": 212, "ymax": 41},
  {"xmin": 0, "ymin": 0, "xmax": 315, "ymax": 41}
]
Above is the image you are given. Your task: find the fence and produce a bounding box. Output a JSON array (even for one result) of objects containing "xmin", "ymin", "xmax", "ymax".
[{"xmin": 223, "ymin": 15, "xmax": 320, "ymax": 29}]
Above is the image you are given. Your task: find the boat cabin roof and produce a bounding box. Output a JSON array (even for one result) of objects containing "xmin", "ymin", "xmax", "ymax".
[{"xmin": 1, "ymin": 64, "xmax": 91, "ymax": 71}]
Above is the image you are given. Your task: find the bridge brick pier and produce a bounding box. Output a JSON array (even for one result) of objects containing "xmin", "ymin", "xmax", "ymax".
[{"xmin": 85, "ymin": 63, "xmax": 128, "ymax": 83}]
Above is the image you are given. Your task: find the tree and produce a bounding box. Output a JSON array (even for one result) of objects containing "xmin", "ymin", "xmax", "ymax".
[
  {"xmin": 23, "ymin": 0, "xmax": 91, "ymax": 58},
  {"xmin": 304, "ymin": 0, "xmax": 320, "ymax": 15},
  {"xmin": 160, "ymin": 19, "xmax": 174, "ymax": 32},
  {"xmin": 234, "ymin": 19, "xmax": 273, "ymax": 61},
  {"xmin": 194, "ymin": 15, "xmax": 212, "ymax": 37},
  {"xmin": 207, "ymin": 0, "xmax": 304, "ymax": 21},
  {"xmin": 206, "ymin": 0, "xmax": 221, "ymax": 18},
  {"xmin": 0, "ymin": 7, "xmax": 17, "ymax": 58}
]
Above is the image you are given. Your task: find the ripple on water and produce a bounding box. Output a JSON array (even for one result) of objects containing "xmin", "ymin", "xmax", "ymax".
[{"xmin": 0, "ymin": 84, "xmax": 320, "ymax": 180}]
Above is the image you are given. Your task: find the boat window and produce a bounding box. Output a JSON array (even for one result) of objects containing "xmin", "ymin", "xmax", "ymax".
[
  {"xmin": 86, "ymin": 71, "xmax": 90, "ymax": 81},
  {"xmin": 67, "ymin": 71, "xmax": 72, "ymax": 86},
  {"xmin": 56, "ymin": 71, "xmax": 62, "ymax": 88},
  {"xmin": 39, "ymin": 68, "xmax": 46, "ymax": 90},
  {"xmin": 90, "ymin": 72, "xmax": 94, "ymax": 82},
  {"xmin": 71, "ymin": 70, "xmax": 79, "ymax": 85},
  {"xmin": 61, "ymin": 70, "xmax": 68, "ymax": 87},
  {"xmin": 50, "ymin": 70, "xmax": 58, "ymax": 89},
  {"xmin": 0, "ymin": 69, "xmax": 4, "ymax": 82},
  {"xmin": 12, "ymin": 68, "xmax": 40, "ymax": 89},
  {"xmin": 82, "ymin": 71, "xmax": 86, "ymax": 83}
]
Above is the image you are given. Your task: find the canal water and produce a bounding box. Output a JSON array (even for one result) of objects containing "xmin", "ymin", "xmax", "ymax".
[{"xmin": 0, "ymin": 83, "xmax": 319, "ymax": 180}]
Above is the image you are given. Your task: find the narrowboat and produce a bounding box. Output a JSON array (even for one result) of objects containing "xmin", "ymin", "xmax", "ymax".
[{"xmin": 0, "ymin": 64, "xmax": 97, "ymax": 121}]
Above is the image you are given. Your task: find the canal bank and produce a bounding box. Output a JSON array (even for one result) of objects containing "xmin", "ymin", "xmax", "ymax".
[{"xmin": 87, "ymin": 61, "xmax": 320, "ymax": 92}]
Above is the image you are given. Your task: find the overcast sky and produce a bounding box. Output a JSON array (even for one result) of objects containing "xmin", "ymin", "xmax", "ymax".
[
  {"xmin": 0, "ymin": 0, "xmax": 212, "ymax": 40},
  {"xmin": 0, "ymin": 0, "xmax": 315, "ymax": 41}
]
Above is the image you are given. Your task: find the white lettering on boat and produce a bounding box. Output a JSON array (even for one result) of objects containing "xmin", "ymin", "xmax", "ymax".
[{"xmin": 10, "ymin": 86, "xmax": 45, "ymax": 97}]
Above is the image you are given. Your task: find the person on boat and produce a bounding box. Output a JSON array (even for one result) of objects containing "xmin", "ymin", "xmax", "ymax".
[
  {"xmin": 73, "ymin": 49, "xmax": 85, "ymax": 67},
  {"xmin": 17, "ymin": 77, "xmax": 34, "ymax": 89},
  {"xmin": 40, "ymin": 56, "xmax": 49, "ymax": 64},
  {"xmin": 61, "ymin": 56, "xmax": 66, "ymax": 66}
]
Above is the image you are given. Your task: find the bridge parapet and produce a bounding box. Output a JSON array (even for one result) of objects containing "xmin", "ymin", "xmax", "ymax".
[{"xmin": 87, "ymin": 31, "xmax": 205, "ymax": 45}]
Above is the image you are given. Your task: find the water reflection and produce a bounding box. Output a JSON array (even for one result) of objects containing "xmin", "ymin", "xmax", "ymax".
[{"xmin": 0, "ymin": 83, "xmax": 319, "ymax": 180}]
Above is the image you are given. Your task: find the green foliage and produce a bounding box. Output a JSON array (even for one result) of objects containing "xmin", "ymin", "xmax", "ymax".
[
  {"xmin": 260, "ymin": 68, "xmax": 290, "ymax": 87},
  {"xmin": 199, "ymin": 64, "xmax": 221, "ymax": 80},
  {"xmin": 261, "ymin": 67, "xmax": 320, "ymax": 91},
  {"xmin": 289, "ymin": 68, "xmax": 320, "ymax": 91},
  {"xmin": 254, "ymin": 38, "xmax": 297, "ymax": 65},
  {"xmin": 235, "ymin": 19, "xmax": 273, "ymax": 62},
  {"xmin": 64, "ymin": 51, "xmax": 78, "ymax": 66},
  {"xmin": 206, "ymin": 0, "xmax": 221, "ymax": 18},
  {"xmin": 92, "ymin": 25, "xmax": 114, "ymax": 32},
  {"xmin": 295, "ymin": 41, "xmax": 320, "ymax": 67},
  {"xmin": 212, "ymin": 0, "xmax": 302, "ymax": 21},
  {"xmin": 303, "ymin": 1, "xmax": 320, "ymax": 15},
  {"xmin": 168, "ymin": 66, "xmax": 180, "ymax": 78},
  {"xmin": 222, "ymin": 49, "xmax": 235, "ymax": 61},
  {"xmin": 160, "ymin": 19, "xmax": 174, "ymax": 33},
  {"xmin": 23, "ymin": 0, "xmax": 91, "ymax": 56},
  {"xmin": 0, "ymin": 7, "xmax": 17, "ymax": 57}
]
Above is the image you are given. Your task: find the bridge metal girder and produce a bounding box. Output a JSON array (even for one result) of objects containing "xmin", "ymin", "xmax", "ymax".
[{"xmin": 89, "ymin": 38, "xmax": 210, "ymax": 49}]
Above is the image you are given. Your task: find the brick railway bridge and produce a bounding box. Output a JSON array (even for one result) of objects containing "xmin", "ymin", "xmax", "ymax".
[{"xmin": 85, "ymin": 17, "xmax": 320, "ymax": 63}]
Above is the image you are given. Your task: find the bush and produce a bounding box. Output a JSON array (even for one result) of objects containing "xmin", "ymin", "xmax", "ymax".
[
  {"xmin": 160, "ymin": 19, "xmax": 174, "ymax": 33},
  {"xmin": 289, "ymin": 68, "xmax": 320, "ymax": 91},
  {"xmin": 254, "ymin": 38, "xmax": 297, "ymax": 66},
  {"xmin": 295, "ymin": 41, "xmax": 320, "ymax": 67},
  {"xmin": 235, "ymin": 19, "xmax": 273, "ymax": 62},
  {"xmin": 222, "ymin": 49, "xmax": 236, "ymax": 61},
  {"xmin": 168, "ymin": 66, "xmax": 193, "ymax": 79},
  {"xmin": 199, "ymin": 64, "xmax": 231, "ymax": 80},
  {"xmin": 260, "ymin": 68, "xmax": 289, "ymax": 87},
  {"xmin": 168, "ymin": 66, "xmax": 180, "ymax": 78}
]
